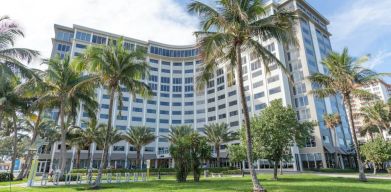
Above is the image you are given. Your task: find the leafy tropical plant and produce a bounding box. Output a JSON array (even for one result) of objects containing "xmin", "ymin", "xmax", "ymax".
[
  {"xmin": 189, "ymin": 132, "xmax": 211, "ymax": 182},
  {"xmin": 188, "ymin": 1, "xmax": 297, "ymax": 190},
  {"xmin": 203, "ymin": 122, "xmax": 236, "ymax": 167},
  {"xmin": 0, "ymin": 15, "xmax": 39, "ymax": 80},
  {"xmin": 122, "ymin": 126, "xmax": 156, "ymax": 169},
  {"xmin": 323, "ymin": 113, "xmax": 342, "ymax": 168},
  {"xmin": 361, "ymin": 137, "xmax": 391, "ymax": 175},
  {"xmin": 356, "ymin": 101, "xmax": 390, "ymax": 140},
  {"xmin": 73, "ymin": 38, "xmax": 151, "ymax": 187},
  {"xmin": 308, "ymin": 48, "xmax": 389, "ymax": 181},
  {"xmin": 243, "ymin": 99, "xmax": 313, "ymax": 180},
  {"xmin": 35, "ymin": 55, "xmax": 96, "ymax": 175}
]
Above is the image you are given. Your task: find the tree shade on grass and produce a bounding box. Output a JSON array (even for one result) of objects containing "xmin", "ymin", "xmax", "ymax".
[{"xmin": 6, "ymin": 174, "xmax": 391, "ymax": 192}]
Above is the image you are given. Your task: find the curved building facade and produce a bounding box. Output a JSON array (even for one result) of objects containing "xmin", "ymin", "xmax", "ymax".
[{"xmin": 39, "ymin": 0, "xmax": 355, "ymax": 173}]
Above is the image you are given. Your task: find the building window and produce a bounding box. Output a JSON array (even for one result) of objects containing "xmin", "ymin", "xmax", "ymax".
[
  {"xmin": 172, "ymin": 102, "xmax": 181, "ymax": 106},
  {"xmin": 133, "ymin": 107, "xmax": 143, "ymax": 112},
  {"xmin": 92, "ymin": 35, "xmax": 107, "ymax": 44},
  {"xmin": 269, "ymin": 87, "xmax": 281, "ymax": 95},
  {"xmin": 254, "ymin": 92, "xmax": 265, "ymax": 99},
  {"xmin": 228, "ymin": 90, "xmax": 236, "ymax": 97},
  {"xmin": 218, "ymin": 104, "xmax": 226, "ymax": 110},
  {"xmin": 113, "ymin": 146, "xmax": 125, "ymax": 151},
  {"xmin": 184, "ymin": 102, "xmax": 193, "ymax": 106},
  {"xmin": 145, "ymin": 118, "xmax": 156, "ymax": 123},
  {"xmin": 160, "ymin": 110, "xmax": 169, "ymax": 115},
  {"xmin": 161, "ymin": 77, "xmax": 170, "ymax": 84},
  {"xmin": 255, "ymin": 103, "xmax": 267, "ymax": 110},
  {"xmin": 132, "ymin": 117, "xmax": 142, "ymax": 122},
  {"xmin": 230, "ymin": 121, "xmax": 239, "ymax": 127},
  {"xmin": 218, "ymin": 114, "xmax": 226, "ymax": 119},
  {"xmin": 229, "ymin": 100, "xmax": 237, "ymax": 106},
  {"xmin": 229, "ymin": 111, "xmax": 238, "ymax": 117},
  {"xmin": 267, "ymin": 75, "xmax": 279, "ymax": 83},
  {"xmin": 147, "ymin": 109, "xmax": 156, "ymax": 114},
  {"xmin": 185, "ymin": 111, "xmax": 194, "ymax": 115},
  {"xmin": 75, "ymin": 31, "xmax": 91, "ymax": 42},
  {"xmin": 147, "ymin": 100, "xmax": 156, "ymax": 105},
  {"xmin": 161, "ymin": 85, "xmax": 170, "ymax": 92},
  {"xmin": 185, "ymin": 77, "xmax": 193, "ymax": 84}
]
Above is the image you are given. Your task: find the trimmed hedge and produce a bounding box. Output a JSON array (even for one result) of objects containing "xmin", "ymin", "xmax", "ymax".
[
  {"xmin": 71, "ymin": 167, "xmax": 238, "ymax": 174},
  {"xmin": 0, "ymin": 172, "xmax": 13, "ymax": 182},
  {"xmin": 221, "ymin": 169, "xmax": 242, "ymax": 175}
]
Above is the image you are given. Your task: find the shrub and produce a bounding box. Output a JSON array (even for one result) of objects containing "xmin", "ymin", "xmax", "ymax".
[
  {"xmin": 221, "ymin": 169, "xmax": 242, "ymax": 175},
  {"xmin": 0, "ymin": 172, "xmax": 13, "ymax": 182}
]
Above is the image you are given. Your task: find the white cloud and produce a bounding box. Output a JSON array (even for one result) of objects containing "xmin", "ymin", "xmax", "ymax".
[
  {"xmin": 329, "ymin": 0, "xmax": 391, "ymax": 53},
  {"xmin": 366, "ymin": 50, "xmax": 391, "ymax": 69},
  {"xmin": 0, "ymin": 0, "xmax": 199, "ymax": 69}
]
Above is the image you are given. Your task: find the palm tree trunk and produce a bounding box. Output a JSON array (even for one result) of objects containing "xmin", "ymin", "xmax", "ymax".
[
  {"xmin": 19, "ymin": 109, "xmax": 43, "ymax": 179},
  {"xmin": 87, "ymin": 147, "xmax": 91, "ymax": 169},
  {"xmin": 94, "ymin": 88, "xmax": 115, "ymax": 188},
  {"xmin": 76, "ymin": 148, "xmax": 81, "ymax": 169},
  {"xmin": 333, "ymin": 128, "xmax": 340, "ymax": 169},
  {"xmin": 235, "ymin": 46, "xmax": 264, "ymax": 191},
  {"xmin": 10, "ymin": 113, "xmax": 18, "ymax": 180},
  {"xmin": 345, "ymin": 96, "xmax": 367, "ymax": 181},
  {"xmin": 136, "ymin": 150, "xmax": 140, "ymax": 169},
  {"xmin": 59, "ymin": 98, "xmax": 67, "ymax": 176},
  {"xmin": 215, "ymin": 145, "xmax": 220, "ymax": 167}
]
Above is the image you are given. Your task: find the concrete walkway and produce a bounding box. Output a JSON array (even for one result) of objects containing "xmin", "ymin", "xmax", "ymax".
[{"xmin": 314, "ymin": 173, "xmax": 391, "ymax": 180}]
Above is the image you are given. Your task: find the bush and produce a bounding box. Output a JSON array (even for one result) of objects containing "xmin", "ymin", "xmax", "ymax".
[
  {"xmin": 221, "ymin": 169, "xmax": 242, "ymax": 175},
  {"xmin": 0, "ymin": 172, "xmax": 13, "ymax": 182}
]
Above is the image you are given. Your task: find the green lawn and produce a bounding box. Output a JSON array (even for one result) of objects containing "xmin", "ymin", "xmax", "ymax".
[{"xmin": 2, "ymin": 174, "xmax": 391, "ymax": 192}]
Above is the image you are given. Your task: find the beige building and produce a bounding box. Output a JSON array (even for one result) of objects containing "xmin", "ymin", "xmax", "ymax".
[{"xmin": 348, "ymin": 80, "xmax": 391, "ymax": 143}]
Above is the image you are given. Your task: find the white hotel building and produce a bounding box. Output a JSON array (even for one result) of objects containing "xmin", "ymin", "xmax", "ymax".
[{"xmin": 37, "ymin": 0, "xmax": 355, "ymax": 173}]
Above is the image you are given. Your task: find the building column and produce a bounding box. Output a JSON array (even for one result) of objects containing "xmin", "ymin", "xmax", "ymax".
[
  {"xmin": 320, "ymin": 152, "xmax": 327, "ymax": 168},
  {"xmin": 69, "ymin": 146, "xmax": 76, "ymax": 172},
  {"xmin": 89, "ymin": 143, "xmax": 95, "ymax": 169},
  {"xmin": 125, "ymin": 142, "xmax": 129, "ymax": 169},
  {"xmin": 49, "ymin": 142, "xmax": 56, "ymax": 171},
  {"xmin": 257, "ymin": 160, "xmax": 260, "ymax": 170}
]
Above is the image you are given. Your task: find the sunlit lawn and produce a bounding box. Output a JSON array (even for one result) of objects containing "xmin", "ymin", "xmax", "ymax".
[{"xmin": 2, "ymin": 173, "xmax": 391, "ymax": 192}]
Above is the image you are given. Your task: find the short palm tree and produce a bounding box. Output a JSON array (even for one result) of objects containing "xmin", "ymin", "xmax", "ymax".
[
  {"xmin": 167, "ymin": 125, "xmax": 194, "ymax": 144},
  {"xmin": 95, "ymin": 127, "xmax": 122, "ymax": 168},
  {"xmin": 323, "ymin": 113, "xmax": 341, "ymax": 168},
  {"xmin": 36, "ymin": 55, "xmax": 96, "ymax": 175},
  {"xmin": 73, "ymin": 38, "xmax": 151, "ymax": 187},
  {"xmin": 80, "ymin": 118, "xmax": 106, "ymax": 169},
  {"xmin": 357, "ymin": 101, "xmax": 390, "ymax": 140},
  {"xmin": 0, "ymin": 15, "xmax": 39, "ymax": 79},
  {"xmin": 359, "ymin": 123, "xmax": 379, "ymax": 142},
  {"xmin": 188, "ymin": 1, "xmax": 296, "ymax": 190},
  {"xmin": 308, "ymin": 48, "xmax": 388, "ymax": 181},
  {"xmin": 123, "ymin": 126, "xmax": 156, "ymax": 169},
  {"xmin": 203, "ymin": 122, "xmax": 236, "ymax": 167}
]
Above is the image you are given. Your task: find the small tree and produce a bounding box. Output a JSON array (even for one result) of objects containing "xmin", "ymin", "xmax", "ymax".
[
  {"xmin": 122, "ymin": 126, "xmax": 156, "ymax": 169},
  {"xmin": 227, "ymin": 144, "xmax": 247, "ymax": 177},
  {"xmin": 167, "ymin": 125, "xmax": 193, "ymax": 182},
  {"xmin": 189, "ymin": 132, "xmax": 211, "ymax": 182},
  {"xmin": 243, "ymin": 100, "xmax": 313, "ymax": 180},
  {"xmin": 361, "ymin": 137, "xmax": 391, "ymax": 175},
  {"xmin": 323, "ymin": 113, "xmax": 341, "ymax": 168},
  {"xmin": 203, "ymin": 122, "xmax": 236, "ymax": 167}
]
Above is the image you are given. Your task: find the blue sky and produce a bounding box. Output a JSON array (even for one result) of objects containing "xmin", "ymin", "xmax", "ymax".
[{"xmin": 2, "ymin": 0, "xmax": 390, "ymax": 82}]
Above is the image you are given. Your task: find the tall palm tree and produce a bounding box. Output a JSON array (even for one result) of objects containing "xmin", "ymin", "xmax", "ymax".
[
  {"xmin": 73, "ymin": 38, "xmax": 151, "ymax": 187},
  {"xmin": 203, "ymin": 122, "xmax": 236, "ymax": 167},
  {"xmin": 0, "ymin": 15, "xmax": 39, "ymax": 79},
  {"xmin": 323, "ymin": 113, "xmax": 341, "ymax": 168},
  {"xmin": 188, "ymin": 1, "xmax": 296, "ymax": 190},
  {"xmin": 122, "ymin": 126, "xmax": 156, "ymax": 169},
  {"xmin": 308, "ymin": 48, "xmax": 388, "ymax": 181},
  {"xmin": 357, "ymin": 101, "xmax": 390, "ymax": 140},
  {"xmin": 0, "ymin": 77, "xmax": 30, "ymax": 178},
  {"xmin": 36, "ymin": 55, "xmax": 96, "ymax": 175}
]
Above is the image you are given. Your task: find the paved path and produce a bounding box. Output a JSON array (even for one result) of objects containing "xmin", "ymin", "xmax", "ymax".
[{"xmin": 314, "ymin": 173, "xmax": 391, "ymax": 180}]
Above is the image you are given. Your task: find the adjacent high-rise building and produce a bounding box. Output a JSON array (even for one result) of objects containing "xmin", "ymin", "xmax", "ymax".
[
  {"xmin": 37, "ymin": 0, "xmax": 355, "ymax": 174},
  {"xmin": 348, "ymin": 80, "xmax": 391, "ymax": 143}
]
